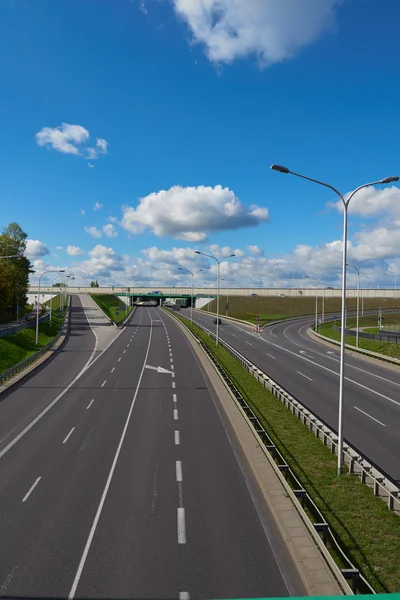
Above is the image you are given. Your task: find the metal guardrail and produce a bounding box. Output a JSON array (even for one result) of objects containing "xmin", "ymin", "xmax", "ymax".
[
  {"xmin": 312, "ymin": 323, "xmax": 400, "ymax": 366},
  {"xmin": 166, "ymin": 310, "xmax": 377, "ymax": 595},
  {"xmin": 333, "ymin": 323, "xmax": 400, "ymax": 343},
  {"xmin": 0, "ymin": 310, "xmax": 49, "ymax": 338},
  {"xmin": 0, "ymin": 298, "xmax": 71, "ymax": 386}
]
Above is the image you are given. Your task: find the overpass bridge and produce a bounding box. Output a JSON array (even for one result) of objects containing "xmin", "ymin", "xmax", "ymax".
[{"xmin": 27, "ymin": 285, "xmax": 400, "ymax": 299}]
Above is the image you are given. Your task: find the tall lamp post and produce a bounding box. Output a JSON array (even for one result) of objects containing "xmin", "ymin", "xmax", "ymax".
[
  {"xmin": 194, "ymin": 251, "xmax": 235, "ymax": 346},
  {"xmin": 271, "ymin": 163, "xmax": 398, "ymax": 475},
  {"xmin": 221, "ymin": 278, "xmax": 233, "ymax": 316},
  {"xmin": 347, "ymin": 264, "xmax": 361, "ymax": 348},
  {"xmin": 179, "ymin": 267, "xmax": 203, "ymax": 323},
  {"xmin": 305, "ymin": 275, "xmax": 318, "ymax": 331},
  {"xmin": 36, "ymin": 269, "xmax": 65, "ymax": 344}
]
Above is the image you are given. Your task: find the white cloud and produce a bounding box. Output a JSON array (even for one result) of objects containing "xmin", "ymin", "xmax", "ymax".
[
  {"xmin": 25, "ymin": 239, "xmax": 50, "ymax": 258},
  {"xmin": 329, "ymin": 185, "xmax": 400, "ymax": 218},
  {"xmin": 56, "ymin": 245, "xmax": 64, "ymax": 250},
  {"xmin": 120, "ymin": 184, "xmax": 269, "ymax": 240},
  {"xmin": 171, "ymin": 0, "xmax": 343, "ymax": 66},
  {"xmin": 247, "ymin": 245, "xmax": 264, "ymax": 255},
  {"xmin": 35, "ymin": 123, "xmax": 89, "ymax": 155},
  {"xmin": 93, "ymin": 202, "xmax": 103, "ymax": 211},
  {"xmin": 86, "ymin": 137, "xmax": 109, "ymax": 161},
  {"xmin": 72, "ymin": 245, "xmax": 125, "ymax": 279},
  {"xmin": 84, "ymin": 226, "xmax": 102, "ymax": 238},
  {"xmin": 103, "ymin": 224, "xmax": 118, "ymax": 238},
  {"xmin": 66, "ymin": 245, "xmax": 84, "ymax": 256},
  {"xmin": 35, "ymin": 122, "xmax": 108, "ymax": 163},
  {"xmin": 80, "ymin": 209, "xmax": 86, "ymax": 216},
  {"xmin": 88, "ymin": 163, "xmax": 95, "ymax": 169}
]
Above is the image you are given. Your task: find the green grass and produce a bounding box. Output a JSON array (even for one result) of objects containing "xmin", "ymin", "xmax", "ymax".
[
  {"xmin": 171, "ymin": 310, "xmax": 400, "ymax": 593},
  {"xmin": 90, "ymin": 294, "xmax": 132, "ymax": 324},
  {"xmin": 0, "ymin": 304, "xmax": 66, "ymax": 375},
  {"xmin": 203, "ymin": 296, "xmax": 400, "ymax": 326},
  {"xmin": 319, "ymin": 320, "xmax": 400, "ymax": 360}
]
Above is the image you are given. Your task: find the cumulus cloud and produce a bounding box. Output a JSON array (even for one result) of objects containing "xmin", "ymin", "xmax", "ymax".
[
  {"xmin": 120, "ymin": 185, "xmax": 268, "ymax": 240},
  {"xmin": 171, "ymin": 0, "xmax": 343, "ymax": 66},
  {"xmin": 247, "ymin": 245, "xmax": 264, "ymax": 255},
  {"xmin": 329, "ymin": 185, "xmax": 400, "ymax": 218},
  {"xmin": 93, "ymin": 202, "xmax": 103, "ymax": 211},
  {"xmin": 84, "ymin": 226, "xmax": 102, "ymax": 238},
  {"xmin": 56, "ymin": 245, "xmax": 64, "ymax": 250},
  {"xmin": 25, "ymin": 239, "xmax": 50, "ymax": 258},
  {"xmin": 72, "ymin": 245, "xmax": 124, "ymax": 279},
  {"xmin": 66, "ymin": 245, "xmax": 84, "ymax": 256},
  {"xmin": 86, "ymin": 138, "xmax": 108, "ymax": 160},
  {"xmin": 35, "ymin": 123, "xmax": 108, "ymax": 163},
  {"xmin": 103, "ymin": 224, "xmax": 118, "ymax": 238}
]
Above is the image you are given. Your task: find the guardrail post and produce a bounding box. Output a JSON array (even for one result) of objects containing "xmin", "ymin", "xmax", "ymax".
[
  {"xmin": 341, "ymin": 568, "xmax": 360, "ymax": 594},
  {"xmin": 314, "ymin": 522, "xmax": 329, "ymax": 546}
]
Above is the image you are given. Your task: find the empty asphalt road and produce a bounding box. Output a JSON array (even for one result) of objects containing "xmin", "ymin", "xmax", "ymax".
[
  {"xmin": 0, "ymin": 299, "xmax": 304, "ymax": 599},
  {"xmin": 184, "ymin": 308, "xmax": 400, "ymax": 482}
]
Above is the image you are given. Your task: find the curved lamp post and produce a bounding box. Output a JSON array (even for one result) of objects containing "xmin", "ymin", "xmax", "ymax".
[
  {"xmin": 305, "ymin": 275, "xmax": 318, "ymax": 332},
  {"xmin": 347, "ymin": 264, "xmax": 361, "ymax": 348},
  {"xmin": 36, "ymin": 269, "xmax": 65, "ymax": 344},
  {"xmin": 178, "ymin": 267, "xmax": 203, "ymax": 323},
  {"xmin": 271, "ymin": 163, "xmax": 399, "ymax": 475},
  {"xmin": 194, "ymin": 251, "xmax": 235, "ymax": 346}
]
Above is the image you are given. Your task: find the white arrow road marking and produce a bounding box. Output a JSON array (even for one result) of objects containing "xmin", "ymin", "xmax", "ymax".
[{"xmin": 145, "ymin": 364, "xmax": 174, "ymax": 375}]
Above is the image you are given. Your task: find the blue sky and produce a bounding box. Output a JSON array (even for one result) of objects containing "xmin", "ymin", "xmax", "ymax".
[{"xmin": 1, "ymin": 0, "xmax": 400, "ymax": 288}]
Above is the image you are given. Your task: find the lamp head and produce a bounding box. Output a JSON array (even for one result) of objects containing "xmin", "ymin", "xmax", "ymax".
[
  {"xmin": 380, "ymin": 176, "xmax": 399, "ymax": 184},
  {"xmin": 270, "ymin": 164, "xmax": 290, "ymax": 174}
]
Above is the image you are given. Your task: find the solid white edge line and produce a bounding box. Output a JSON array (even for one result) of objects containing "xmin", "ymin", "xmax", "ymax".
[
  {"xmin": 0, "ymin": 302, "xmax": 130, "ymax": 461},
  {"xmin": 62, "ymin": 427, "xmax": 75, "ymax": 444},
  {"xmin": 176, "ymin": 460, "xmax": 183, "ymax": 481},
  {"xmin": 297, "ymin": 371, "xmax": 313, "ymax": 382},
  {"xmin": 177, "ymin": 507, "xmax": 186, "ymax": 544},
  {"xmin": 354, "ymin": 406, "xmax": 386, "ymax": 427},
  {"xmin": 174, "ymin": 409, "xmax": 178, "ymax": 420},
  {"xmin": 174, "ymin": 430, "xmax": 180, "ymax": 445},
  {"xmin": 86, "ymin": 399, "xmax": 95, "ymax": 410},
  {"xmin": 68, "ymin": 309, "xmax": 153, "ymax": 600},
  {"xmin": 22, "ymin": 477, "xmax": 41, "ymax": 503}
]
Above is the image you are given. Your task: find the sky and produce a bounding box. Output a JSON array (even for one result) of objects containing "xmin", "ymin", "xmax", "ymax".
[{"xmin": 1, "ymin": 0, "xmax": 400, "ymax": 289}]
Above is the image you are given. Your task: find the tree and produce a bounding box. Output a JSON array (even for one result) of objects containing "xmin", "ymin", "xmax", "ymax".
[
  {"xmin": 90, "ymin": 280, "xmax": 99, "ymax": 288},
  {"xmin": 0, "ymin": 223, "xmax": 33, "ymax": 319}
]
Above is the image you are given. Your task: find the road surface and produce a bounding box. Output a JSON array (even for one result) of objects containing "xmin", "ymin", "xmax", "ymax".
[
  {"xmin": 184, "ymin": 309, "xmax": 400, "ymax": 483},
  {"xmin": 0, "ymin": 299, "xmax": 303, "ymax": 599}
]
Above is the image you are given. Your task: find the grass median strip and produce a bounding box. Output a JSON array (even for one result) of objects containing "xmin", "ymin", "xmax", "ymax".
[
  {"xmin": 90, "ymin": 294, "xmax": 132, "ymax": 324},
  {"xmin": 319, "ymin": 319, "xmax": 400, "ymax": 360},
  {"xmin": 0, "ymin": 299, "xmax": 66, "ymax": 375},
  {"xmin": 174, "ymin": 312, "xmax": 400, "ymax": 593}
]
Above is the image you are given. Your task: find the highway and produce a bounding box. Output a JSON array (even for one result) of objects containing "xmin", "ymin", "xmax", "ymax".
[
  {"xmin": 0, "ymin": 296, "xmax": 303, "ymax": 599},
  {"xmin": 185, "ymin": 309, "xmax": 400, "ymax": 483}
]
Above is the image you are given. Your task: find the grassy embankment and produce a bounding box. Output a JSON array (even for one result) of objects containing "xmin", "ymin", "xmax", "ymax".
[
  {"xmin": 318, "ymin": 314, "xmax": 400, "ymax": 360},
  {"xmin": 172, "ymin": 310, "xmax": 400, "ymax": 593},
  {"xmin": 0, "ymin": 294, "xmax": 66, "ymax": 375},
  {"xmin": 203, "ymin": 295, "xmax": 400, "ymax": 326},
  {"xmin": 90, "ymin": 294, "xmax": 132, "ymax": 324}
]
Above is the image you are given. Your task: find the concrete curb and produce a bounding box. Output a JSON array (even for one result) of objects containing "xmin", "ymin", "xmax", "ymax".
[{"xmin": 163, "ymin": 308, "xmax": 351, "ymax": 596}]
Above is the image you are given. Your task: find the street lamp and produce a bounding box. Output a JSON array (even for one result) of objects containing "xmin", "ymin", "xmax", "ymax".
[
  {"xmin": 195, "ymin": 250, "xmax": 235, "ymax": 346},
  {"xmin": 347, "ymin": 264, "xmax": 361, "ymax": 348},
  {"xmin": 0, "ymin": 255, "xmax": 20, "ymax": 259},
  {"xmin": 60, "ymin": 275, "xmax": 73, "ymax": 312},
  {"xmin": 36, "ymin": 269, "xmax": 65, "ymax": 344},
  {"xmin": 271, "ymin": 163, "xmax": 399, "ymax": 476},
  {"xmin": 179, "ymin": 267, "xmax": 203, "ymax": 323},
  {"xmin": 305, "ymin": 276, "xmax": 318, "ymax": 332},
  {"xmin": 221, "ymin": 278, "xmax": 233, "ymax": 316}
]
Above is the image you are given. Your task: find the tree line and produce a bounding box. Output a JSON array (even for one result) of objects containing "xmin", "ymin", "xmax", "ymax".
[{"xmin": 0, "ymin": 223, "xmax": 34, "ymax": 321}]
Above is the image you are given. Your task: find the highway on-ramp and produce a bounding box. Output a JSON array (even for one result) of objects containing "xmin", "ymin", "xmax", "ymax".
[
  {"xmin": 0, "ymin": 299, "xmax": 303, "ymax": 599},
  {"xmin": 184, "ymin": 309, "xmax": 400, "ymax": 483}
]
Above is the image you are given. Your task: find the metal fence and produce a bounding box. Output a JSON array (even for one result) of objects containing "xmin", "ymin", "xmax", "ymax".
[
  {"xmin": 0, "ymin": 311, "xmax": 49, "ymax": 339},
  {"xmin": 333, "ymin": 323, "xmax": 400, "ymax": 343},
  {"xmin": 0, "ymin": 300, "xmax": 71, "ymax": 386}
]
